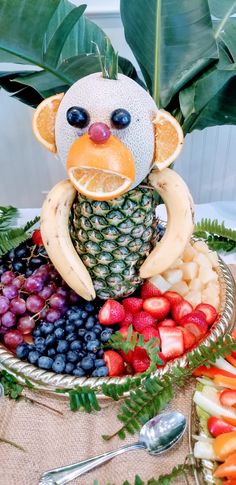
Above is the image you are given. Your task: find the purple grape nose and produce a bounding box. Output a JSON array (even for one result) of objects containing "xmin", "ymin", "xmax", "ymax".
[{"xmin": 88, "ymin": 122, "xmax": 111, "ymax": 144}]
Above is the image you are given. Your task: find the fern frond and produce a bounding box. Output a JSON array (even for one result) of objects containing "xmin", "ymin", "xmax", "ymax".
[
  {"xmin": 194, "ymin": 218, "xmax": 236, "ymax": 241},
  {"xmin": 0, "ymin": 206, "xmax": 18, "ymax": 231},
  {"xmin": 0, "ymin": 228, "xmax": 31, "ymax": 257},
  {"xmin": 24, "ymin": 215, "xmax": 40, "ymax": 231}
]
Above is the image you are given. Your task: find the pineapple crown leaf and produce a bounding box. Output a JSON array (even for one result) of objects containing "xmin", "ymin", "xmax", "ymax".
[{"xmin": 93, "ymin": 37, "xmax": 119, "ymax": 80}]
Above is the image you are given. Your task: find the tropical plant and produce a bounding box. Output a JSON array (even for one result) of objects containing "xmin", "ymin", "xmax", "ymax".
[{"xmin": 0, "ymin": 0, "xmax": 235, "ymax": 135}]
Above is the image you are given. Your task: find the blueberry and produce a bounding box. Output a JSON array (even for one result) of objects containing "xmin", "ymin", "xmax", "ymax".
[
  {"xmin": 55, "ymin": 353, "xmax": 66, "ymax": 362},
  {"xmin": 28, "ymin": 350, "xmax": 40, "ymax": 364},
  {"xmin": 47, "ymin": 348, "xmax": 56, "ymax": 358},
  {"xmin": 54, "ymin": 327, "xmax": 65, "ymax": 339},
  {"xmin": 95, "ymin": 359, "xmax": 106, "ymax": 368},
  {"xmin": 66, "ymin": 332, "xmax": 77, "ymax": 343},
  {"xmin": 65, "ymin": 323, "xmax": 75, "ymax": 334},
  {"xmin": 81, "ymin": 311, "xmax": 88, "ymax": 320},
  {"xmin": 38, "ymin": 356, "xmax": 53, "ymax": 370},
  {"xmin": 97, "ymin": 349, "xmax": 104, "ymax": 358},
  {"xmin": 65, "ymin": 363, "xmax": 75, "ymax": 374},
  {"xmin": 57, "ymin": 340, "xmax": 69, "ymax": 353},
  {"xmin": 92, "ymin": 367, "xmax": 108, "ymax": 377},
  {"xmin": 76, "ymin": 351, "xmax": 86, "ymax": 361},
  {"xmin": 34, "ymin": 337, "xmax": 46, "ymax": 353},
  {"xmin": 34, "ymin": 336, "xmax": 45, "ymax": 345},
  {"xmin": 52, "ymin": 359, "xmax": 65, "ymax": 373},
  {"xmin": 45, "ymin": 334, "xmax": 56, "ymax": 347},
  {"xmin": 87, "ymin": 340, "xmax": 100, "ymax": 353},
  {"xmin": 77, "ymin": 328, "xmax": 86, "ymax": 338},
  {"xmin": 54, "ymin": 318, "xmax": 65, "ymax": 328},
  {"xmin": 101, "ymin": 329, "xmax": 113, "ymax": 343},
  {"xmin": 87, "ymin": 352, "xmax": 97, "ymax": 360},
  {"xmin": 70, "ymin": 340, "xmax": 82, "ymax": 352},
  {"xmin": 73, "ymin": 318, "xmax": 84, "ymax": 328},
  {"xmin": 73, "ymin": 368, "xmax": 86, "ymax": 377},
  {"xmin": 85, "ymin": 316, "xmax": 95, "ymax": 330},
  {"xmin": 16, "ymin": 343, "xmax": 29, "ymax": 360},
  {"xmin": 80, "ymin": 356, "xmax": 94, "ymax": 371},
  {"xmin": 85, "ymin": 302, "xmax": 95, "ymax": 313},
  {"xmin": 32, "ymin": 328, "xmax": 41, "ymax": 338},
  {"xmin": 40, "ymin": 323, "xmax": 54, "ymax": 336},
  {"xmin": 93, "ymin": 324, "xmax": 102, "ymax": 335},
  {"xmin": 66, "ymin": 351, "xmax": 79, "ymax": 363},
  {"xmin": 68, "ymin": 313, "xmax": 80, "ymax": 323},
  {"xmin": 84, "ymin": 331, "xmax": 96, "ymax": 343}
]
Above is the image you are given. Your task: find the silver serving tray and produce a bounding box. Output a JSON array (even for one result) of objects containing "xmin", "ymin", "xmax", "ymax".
[{"xmin": 0, "ymin": 256, "xmax": 235, "ymax": 398}]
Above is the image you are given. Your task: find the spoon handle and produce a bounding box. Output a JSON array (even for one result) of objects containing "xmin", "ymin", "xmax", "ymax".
[{"xmin": 39, "ymin": 442, "xmax": 145, "ymax": 485}]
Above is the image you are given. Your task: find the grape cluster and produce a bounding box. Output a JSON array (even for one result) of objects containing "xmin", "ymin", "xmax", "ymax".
[
  {"xmin": 16, "ymin": 304, "xmax": 113, "ymax": 377},
  {"xmin": 0, "ymin": 240, "xmax": 49, "ymax": 278}
]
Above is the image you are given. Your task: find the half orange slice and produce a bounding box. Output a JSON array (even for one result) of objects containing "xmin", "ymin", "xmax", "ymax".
[
  {"xmin": 153, "ymin": 109, "xmax": 184, "ymax": 170},
  {"xmin": 32, "ymin": 93, "xmax": 64, "ymax": 153}
]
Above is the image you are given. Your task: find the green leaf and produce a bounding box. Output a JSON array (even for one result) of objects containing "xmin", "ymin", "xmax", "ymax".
[
  {"xmin": 120, "ymin": 0, "xmax": 218, "ymax": 107},
  {"xmin": 209, "ymin": 0, "xmax": 236, "ymax": 61},
  {"xmin": 194, "ymin": 218, "xmax": 236, "ymax": 252},
  {"xmin": 0, "ymin": 206, "xmax": 18, "ymax": 231}
]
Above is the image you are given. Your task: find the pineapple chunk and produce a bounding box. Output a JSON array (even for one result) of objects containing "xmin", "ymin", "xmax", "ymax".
[
  {"xmin": 189, "ymin": 278, "xmax": 203, "ymax": 291},
  {"xmin": 193, "ymin": 240, "xmax": 209, "ymax": 254},
  {"xmin": 163, "ymin": 269, "xmax": 183, "ymax": 285},
  {"xmin": 183, "ymin": 243, "xmax": 197, "ymax": 262},
  {"xmin": 169, "ymin": 281, "xmax": 189, "ymax": 296},
  {"xmin": 204, "ymin": 281, "xmax": 220, "ymax": 298},
  {"xmin": 194, "ymin": 252, "xmax": 212, "ymax": 269},
  {"xmin": 185, "ymin": 290, "xmax": 202, "ymax": 307},
  {"xmin": 179, "ymin": 262, "xmax": 198, "ymax": 281},
  {"xmin": 149, "ymin": 275, "xmax": 171, "ymax": 293},
  {"xmin": 199, "ymin": 266, "xmax": 218, "ymax": 285},
  {"xmin": 202, "ymin": 288, "xmax": 220, "ymax": 310},
  {"xmin": 207, "ymin": 251, "xmax": 219, "ymax": 269}
]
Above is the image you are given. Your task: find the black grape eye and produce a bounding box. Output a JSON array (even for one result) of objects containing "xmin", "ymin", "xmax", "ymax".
[
  {"xmin": 111, "ymin": 109, "xmax": 131, "ymax": 129},
  {"xmin": 66, "ymin": 107, "xmax": 90, "ymax": 128}
]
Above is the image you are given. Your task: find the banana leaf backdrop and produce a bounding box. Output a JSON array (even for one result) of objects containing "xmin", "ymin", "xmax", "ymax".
[{"xmin": 0, "ymin": 0, "xmax": 236, "ymax": 135}]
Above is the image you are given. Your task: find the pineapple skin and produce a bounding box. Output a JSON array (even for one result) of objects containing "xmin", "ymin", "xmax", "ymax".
[{"xmin": 70, "ymin": 186, "xmax": 158, "ymax": 299}]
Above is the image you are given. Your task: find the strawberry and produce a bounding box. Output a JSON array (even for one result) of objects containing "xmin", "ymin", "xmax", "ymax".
[
  {"xmin": 119, "ymin": 311, "xmax": 134, "ymax": 327},
  {"xmin": 171, "ymin": 300, "xmax": 193, "ymax": 322},
  {"xmin": 143, "ymin": 297, "xmax": 170, "ymax": 320},
  {"xmin": 118, "ymin": 326, "xmax": 136, "ymax": 364},
  {"xmin": 133, "ymin": 311, "xmax": 156, "ymax": 333},
  {"xmin": 178, "ymin": 326, "xmax": 196, "ymax": 350},
  {"xmin": 122, "ymin": 297, "xmax": 143, "ymax": 314},
  {"xmin": 98, "ymin": 299, "xmax": 125, "ymax": 325},
  {"xmin": 140, "ymin": 326, "xmax": 160, "ymax": 342},
  {"xmin": 195, "ymin": 303, "xmax": 218, "ymax": 326},
  {"xmin": 132, "ymin": 347, "xmax": 150, "ymax": 373},
  {"xmin": 164, "ymin": 291, "xmax": 183, "ymax": 307},
  {"xmin": 103, "ymin": 350, "xmax": 125, "ymax": 376},
  {"xmin": 159, "ymin": 326, "xmax": 184, "ymax": 360},
  {"xmin": 158, "ymin": 318, "xmax": 176, "ymax": 328},
  {"xmin": 140, "ymin": 281, "xmax": 162, "ymax": 299},
  {"xmin": 32, "ymin": 229, "xmax": 43, "ymax": 246},
  {"xmin": 156, "ymin": 352, "xmax": 167, "ymax": 368},
  {"xmin": 179, "ymin": 311, "xmax": 208, "ymax": 339}
]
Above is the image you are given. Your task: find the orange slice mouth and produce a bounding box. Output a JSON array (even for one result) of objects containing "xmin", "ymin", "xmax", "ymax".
[{"xmin": 67, "ymin": 133, "xmax": 135, "ymax": 201}]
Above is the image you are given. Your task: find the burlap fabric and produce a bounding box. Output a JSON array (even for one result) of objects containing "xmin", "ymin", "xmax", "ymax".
[{"xmin": 0, "ymin": 265, "xmax": 235, "ymax": 485}]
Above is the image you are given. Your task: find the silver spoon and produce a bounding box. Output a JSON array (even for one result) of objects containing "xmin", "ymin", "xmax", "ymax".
[{"xmin": 39, "ymin": 411, "xmax": 186, "ymax": 485}]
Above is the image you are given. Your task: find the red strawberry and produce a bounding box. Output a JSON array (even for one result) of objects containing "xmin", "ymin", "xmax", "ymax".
[
  {"xmin": 140, "ymin": 326, "xmax": 160, "ymax": 342},
  {"xmin": 122, "ymin": 297, "xmax": 143, "ymax": 314},
  {"xmin": 118, "ymin": 326, "xmax": 136, "ymax": 363},
  {"xmin": 143, "ymin": 297, "xmax": 170, "ymax": 320},
  {"xmin": 119, "ymin": 311, "xmax": 134, "ymax": 327},
  {"xmin": 32, "ymin": 229, "xmax": 43, "ymax": 246},
  {"xmin": 195, "ymin": 303, "xmax": 218, "ymax": 326},
  {"xmin": 179, "ymin": 311, "xmax": 208, "ymax": 339},
  {"xmin": 159, "ymin": 326, "xmax": 184, "ymax": 360},
  {"xmin": 156, "ymin": 352, "xmax": 167, "ymax": 368},
  {"xmin": 140, "ymin": 281, "xmax": 162, "ymax": 299},
  {"xmin": 159, "ymin": 318, "xmax": 176, "ymax": 328},
  {"xmin": 171, "ymin": 300, "xmax": 193, "ymax": 323},
  {"xmin": 98, "ymin": 299, "xmax": 125, "ymax": 325},
  {"xmin": 178, "ymin": 326, "xmax": 196, "ymax": 350},
  {"xmin": 133, "ymin": 311, "xmax": 156, "ymax": 333},
  {"xmin": 103, "ymin": 350, "xmax": 125, "ymax": 376},
  {"xmin": 132, "ymin": 347, "xmax": 150, "ymax": 373},
  {"xmin": 164, "ymin": 291, "xmax": 183, "ymax": 307}
]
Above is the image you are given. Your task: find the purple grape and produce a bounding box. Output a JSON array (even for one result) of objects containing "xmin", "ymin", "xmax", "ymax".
[
  {"xmin": 17, "ymin": 316, "xmax": 35, "ymax": 334},
  {"xmin": 48, "ymin": 269, "xmax": 59, "ymax": 281},
  {"xmin": 10, "ymin": 297, "xmax": 26, "ymax": 315},
  {"xmin": 46, "ymin": 309, "xmax": 61, "ymax": 323},
  {"xmin": 49, "ymin": 294, "xmax": 66, "ymax": 310},
  {"xmin": 26, "ymin": 295, "xmax": 45, "ymax": 313},
  {"xmin": 2, "ymin": 311, "xmax": 16, "ymax": 328},
  {"xmin": 4, "ymin": 330, "xmax": 23, "ymax": 349},
  {"xmin": 56, "ymin": 287, "xmax": 68, "ymax": 298},
  {"xmin": 33, "ymin": 265, "xmax": 50, "ymax": 282},
  {"xmin": 39, "ymin": 308, "xmax": 47, "ymax": 320},
  {"xmin": 47, "ymin": 282, "xmax": 57, "ymax": 293},
  {"xmin": 1, "ymin": 271, "xmax": 15, "ymax": 285},
  {"xmin": 69, "ymin": 291, "xmax": 79, "ymax": 304},
  {"xmin": 12, "ymin": 275, "xmax": 25, "ymax": 289},
  {"xmin": 2, "ymin": 285, "xmax": 18, "ymax": 300},
  {"xmin": 0, "ymin": 296, "xmax": 10, "ymax": 314},
  {"xmin": 39, "ymin": 286, "xmax": 53, "ymax": 299},
  {"xmin": 24, "ymin": 276, "xmax": 44, "ymax": 293}
]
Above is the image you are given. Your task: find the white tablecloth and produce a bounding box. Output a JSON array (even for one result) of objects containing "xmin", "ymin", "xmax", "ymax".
[{"xmin": 19, "ymin": 201, "xmax": 236, "ymax": 264}]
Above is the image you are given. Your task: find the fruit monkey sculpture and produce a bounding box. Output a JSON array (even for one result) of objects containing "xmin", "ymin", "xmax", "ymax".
[{"xmin": 34, "ymin": 72, "xmax": 194, "ymax": 301}]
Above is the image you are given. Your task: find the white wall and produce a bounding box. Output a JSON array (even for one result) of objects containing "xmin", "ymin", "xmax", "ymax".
[{"xmin": 0, "ymin": 1, "xmax": 235, "ymax": 207}]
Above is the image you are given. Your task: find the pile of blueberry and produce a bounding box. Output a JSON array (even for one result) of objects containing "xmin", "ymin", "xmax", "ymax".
[{"xmin": 16, "ymin": 302, "xmax": 113, "ymax": 377}]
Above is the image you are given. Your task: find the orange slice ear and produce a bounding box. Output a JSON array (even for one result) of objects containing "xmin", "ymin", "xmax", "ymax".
[
  {"xmin": 152, "ymin": 109, "xmax": 184, "ymax": 170},
  {"xmin": 32, "ymin": 93, "xmax": 64, "ymax": 153}
]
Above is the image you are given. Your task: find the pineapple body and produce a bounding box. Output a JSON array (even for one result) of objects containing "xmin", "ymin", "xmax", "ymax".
[{"xmin": 71, "ymin": 186, "xmax": 158, "ymax": 299}]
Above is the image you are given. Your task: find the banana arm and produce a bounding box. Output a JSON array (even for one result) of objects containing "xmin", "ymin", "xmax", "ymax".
[{"xmin": 139, "ymin": 168, "xmax": 194, "ymax": 279}]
